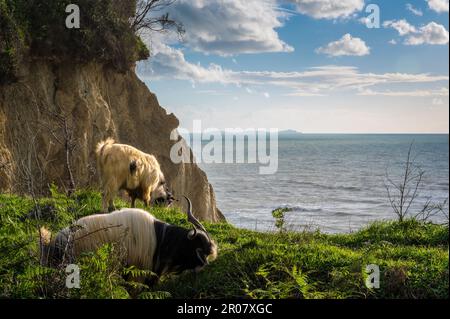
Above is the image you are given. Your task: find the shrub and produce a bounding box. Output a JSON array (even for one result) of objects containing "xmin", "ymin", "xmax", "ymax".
[
  {"xmin": 0, "ymin": 0, "xmax": 150, "ymax": 84},
  {"xmin": 271, "ymin": 207, "xmax": 292, "ymax": 233},
  {"xmin": 0, "ymin": 0, "xmax": 26, "ymax": 84}
]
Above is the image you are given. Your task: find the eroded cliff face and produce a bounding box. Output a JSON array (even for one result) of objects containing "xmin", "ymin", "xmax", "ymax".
[{"xmin": 0, "ymin": 58, "xmax": 224, "ymax": 222}]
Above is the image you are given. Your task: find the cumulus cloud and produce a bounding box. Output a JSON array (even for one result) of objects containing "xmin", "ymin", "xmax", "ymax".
[
  {"xmin": 358, "ymin": 16, "xmax": 370, "ymax": 25},
  {"xmin": 383, "ymin": 19, "xmax": 417, "ymax": 36},
  {"xmin": 384, "ymin": 20, "xmax": 449, "ymax": 45},
  {"xmin": 137, "ymin": 41, "xmax": 233, "ymax": 83},
  {"xmin": 285, "ymin": 0, "xmax": 364, "ymax": 19},
  {"xmin": 137, "ymin": 45, "xmax": 448, "ymax": 97},
  {"xmin": 406, "ymin": 3, "xmax": 423, "ymax": 16},
  {"xmin": 160, "ymin": 0, "xmax": 293, "ymax": 56},
  {"xmin": 427, "ymin": 0, "xmax": 449, "ymax": 13},
  {"xmin": 405, "ymin": 22, "xmax": 449, "ymax": 45},
  {"xmin": 139, "ymin": 0, "xmax": 369, "ymax": 57},
  {"xmin": 315, "ymin": 34, "xmax": 370, "ymax": 57}
]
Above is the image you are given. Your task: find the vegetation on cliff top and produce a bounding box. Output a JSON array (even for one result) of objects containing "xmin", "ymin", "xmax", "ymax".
[
  {"xmin": 0, "ymin": 0, "xmax": 157, "ymax": 84},
  {"xmin": 0, "ymin": 189, "xmax": 448, "ymax": 299}
]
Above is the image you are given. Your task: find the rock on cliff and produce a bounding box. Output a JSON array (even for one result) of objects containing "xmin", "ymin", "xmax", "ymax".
[{"xmin": 0, "ymin": 59, "xmax": 224, "ymax": 222}]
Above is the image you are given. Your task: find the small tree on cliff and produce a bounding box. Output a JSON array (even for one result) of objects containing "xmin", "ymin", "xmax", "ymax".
[
  {"xmin": 131, "ymin": 0, "xmax": 184, "ymax": 35},
  {"xmin": 38, "ymin": 106, "xmax": 78, "ymax": 197},
  {"xmin": 385, "ymin": 142, "xmax": 424, "ymax": 222}
]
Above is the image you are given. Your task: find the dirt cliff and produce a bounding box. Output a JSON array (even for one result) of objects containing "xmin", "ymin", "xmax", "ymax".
[{"xmin": 0, "ymin": 58, "xmax": 224, "ymax": 222}]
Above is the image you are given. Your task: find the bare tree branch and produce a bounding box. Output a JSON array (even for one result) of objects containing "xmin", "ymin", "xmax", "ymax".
[
  {"xmin": 131, "ymin": 0, "xmax": 184, "ymax": 36},
  {"xmin": 37, "ymin": 105, "xmax": 78, "ymax": 196},
  {"xmin": 385, "ymin": 142, "xmax": 426, "ymax": 222},
  {"xmin": 415, "ymin": 198, "xmax": 449, "ymax": 224}
]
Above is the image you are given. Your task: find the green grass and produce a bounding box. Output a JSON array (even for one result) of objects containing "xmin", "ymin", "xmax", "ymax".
[{"xmin": 0, "ymin": 189, "xmax": 448, "ymax": 299}]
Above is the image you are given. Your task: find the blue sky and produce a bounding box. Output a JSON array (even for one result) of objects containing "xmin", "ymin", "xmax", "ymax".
[{"xmin": 137, "ymin": 0, "xmax": 449, "ymax": 133}]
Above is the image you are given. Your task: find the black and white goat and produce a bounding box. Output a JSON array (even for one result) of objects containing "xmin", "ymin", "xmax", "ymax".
[{"xmin": 40, "ymin": 197, "xmax": 217, "ymax": 280}]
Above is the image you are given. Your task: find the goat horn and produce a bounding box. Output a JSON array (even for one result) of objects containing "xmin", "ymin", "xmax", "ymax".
[
  {"xmin": 187, "ymin": 227, "xmax": 197, "ymax": 240},
  {"xmin": 183, "ymin": 196, "xmax": 208, "ymax": 235}
]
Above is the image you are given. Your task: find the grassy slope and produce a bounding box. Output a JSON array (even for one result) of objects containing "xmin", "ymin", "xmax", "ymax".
[{"xmin": 0, "ymin": 189, "xmax": 448, "ymax": 299}]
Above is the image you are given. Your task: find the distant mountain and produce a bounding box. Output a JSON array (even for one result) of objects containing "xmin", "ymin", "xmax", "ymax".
[
  {"xmin": 278, "ymin": 130, "xmax": 303, "ymax": 138},
  {"xmin": 185, "ymin": 129, "xmax": 303, "ymax": 139}
]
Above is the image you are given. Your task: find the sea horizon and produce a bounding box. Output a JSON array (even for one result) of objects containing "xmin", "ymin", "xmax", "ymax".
[
  {"xmin": 199, "ymin": 133, "xmax": 449, "ymax": 233},
  {"xmin": 184, "ymin": 131, "xmax": 449, "ymax": 136}
]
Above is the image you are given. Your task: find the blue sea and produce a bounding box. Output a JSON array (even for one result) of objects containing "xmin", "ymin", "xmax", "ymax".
[{"xmin": 197, "ymin": 134, "xmax": 449, "ymax": 233}]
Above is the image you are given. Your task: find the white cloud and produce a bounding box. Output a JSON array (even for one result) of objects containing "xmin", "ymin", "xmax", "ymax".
[
  {"xmin": 427, "ymin": 0, "xmax": 449, "ymax": 13},
  {"xmin": 137, "ymin": 45, "xmax": 448, "ymax": 97},
  {"xmin": 286, "ymin": 0, "xmax": 364, "ymax": 19},
  {"xmin": 383, "ymin": 19, "xmax": 417, "ymax": 36},
  {"xmin": 360, "ymin": 87, "xmax": 449, "ymax": 97},
  {"xmin": 405, "ymin": 22, "xmax": 449, "ymax": 45},
  {"xmin": 263, "ymin": 92, "xmax": 271, "ymax": 98},
  {"xmin": 142, "ymin": 0, "xmax": 370, "ymax": 57},
  {"xmin": 161, "ymin": 0, "xmax": 293, "ymax": 56},
  {"xmin": 137, "ymin": 41, "xmax": 234, "ymax": 83},
  {"xmin": 389, "ymin": 39, "xmax": 397, "ymax": 45},
  {"xmin": 315, "ymin": 34, "xmax": 370, "ymax": 57},
  {"xmin": 406, "ymin": 3, "xmax": 423, "ymax": 16},
  {"xmin": 358, "ymin": 17, "xmax": 370, "ymax": 25},
  {"xmin": 384, "ymin": 20, "xmax": 449, "ymax": 45}
]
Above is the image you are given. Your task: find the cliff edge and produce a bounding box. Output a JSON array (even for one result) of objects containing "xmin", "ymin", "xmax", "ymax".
[
  {"xmin": 0, "ymin": 1, "xmax": 224, "ymax": 222},
  {"xmin": 0, "ymin": 59, "xmax": 224, "ymax": 222}
]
